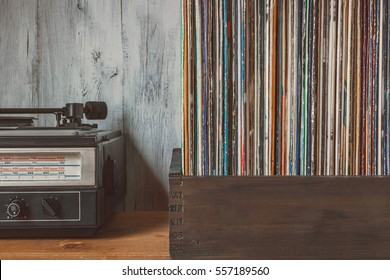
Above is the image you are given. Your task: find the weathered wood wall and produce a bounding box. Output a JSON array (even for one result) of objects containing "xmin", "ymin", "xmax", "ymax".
[{"xmin": 0, "ymin": 0, "xmax": 181, "ymax": 210}]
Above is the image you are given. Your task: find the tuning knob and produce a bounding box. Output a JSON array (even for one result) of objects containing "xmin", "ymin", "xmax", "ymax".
[
  {"xmin": 41, "ymin": 197, "xmax": 61, "ymax": 218},
  {"xmin": 6, "ymin": 198, "xmax": 28, "ymax": 219}
]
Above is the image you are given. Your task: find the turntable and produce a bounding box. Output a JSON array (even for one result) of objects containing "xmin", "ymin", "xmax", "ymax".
[{"xmin": 0, "ymin": 102, "xmax": 126, "ymax": 237}]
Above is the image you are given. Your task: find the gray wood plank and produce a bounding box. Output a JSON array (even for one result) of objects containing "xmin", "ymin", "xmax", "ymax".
[
  {"xmin": 36, "ymin": 0, "xmax": 124, "ymax": 129},
  {"xmin": 122, "ymin": 0, "xmax": 181, "ymax": 210},
  {"xmin": 0, "ymin": 0, "xmax": 38, "ymax": 108}
]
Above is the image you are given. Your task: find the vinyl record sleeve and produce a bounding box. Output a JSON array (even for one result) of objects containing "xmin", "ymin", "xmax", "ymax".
[{"xmin": 181, "ymin": 0, "xmax": 389, "ymax": 176}]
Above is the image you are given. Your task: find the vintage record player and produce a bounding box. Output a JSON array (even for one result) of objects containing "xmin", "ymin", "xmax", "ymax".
[{"xmin": 0, "ymin": 102, "xmax": 126, "ymax": 237}]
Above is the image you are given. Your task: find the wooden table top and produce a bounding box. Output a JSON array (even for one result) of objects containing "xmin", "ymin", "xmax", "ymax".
[{"xmin": 0, "ymin": 211, "xmax": 169, "ymax": 260}]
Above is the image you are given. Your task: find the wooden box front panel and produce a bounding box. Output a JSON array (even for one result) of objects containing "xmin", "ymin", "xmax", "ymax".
[{"xmin": 169, "ymin": 151, "xmax": 390, "ymax": 259}]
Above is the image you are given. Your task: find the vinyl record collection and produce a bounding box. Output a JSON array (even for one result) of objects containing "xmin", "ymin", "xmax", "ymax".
[{"xmin": 181, "ymin": 0, "xmax": 390, "ymax": 176}]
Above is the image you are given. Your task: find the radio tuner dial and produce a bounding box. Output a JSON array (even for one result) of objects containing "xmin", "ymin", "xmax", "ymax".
[
  {"xmin": 6, "ymin": 198, "xmax": 28, "ymax": 219},
  {"xmin": 41, "ymin": 197, "xmax": 61, "ymax": 218}
]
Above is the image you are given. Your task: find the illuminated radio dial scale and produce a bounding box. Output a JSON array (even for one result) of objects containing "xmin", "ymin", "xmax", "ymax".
[{"xmin": 0, "ymin": 153, "xmax": 81, "ymax": 181}]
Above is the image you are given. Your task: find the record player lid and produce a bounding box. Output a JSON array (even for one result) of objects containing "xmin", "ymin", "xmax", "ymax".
[
  {"xmin": 0, "ymin": 128, "xmax": 104, "ymax": 137},
  {"xmin": 0, "ymin": 117, "xmax": 36, "ymax": 128}
]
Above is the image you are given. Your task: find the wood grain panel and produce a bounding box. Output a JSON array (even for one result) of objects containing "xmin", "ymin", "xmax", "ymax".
[
  {"xmin": 36, "ymin": 0, "xmax": 124, "ymax": 129},
  {"xmin": 170, "ymin": 175, "xmax": 390, "ymax": 259},
  {"xmin": 0, "ymin": 0, "xmax": 38, "ymax": 108},
  {"xmin": 122, "ymin": 0, "xmax": 181, "ymax": 210},
  {"xmin": 0, "ymin": 212, "xmax": 169, "ymax": 260}
]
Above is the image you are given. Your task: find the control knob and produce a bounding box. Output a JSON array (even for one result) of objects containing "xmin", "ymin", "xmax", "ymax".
[
  {"xmin": 6, "ymin": 198, "xmax": 28, "ymax": 219},
  {"xmin": 41, "ymin": 197, "xmax": 61, "ymax": 218}
]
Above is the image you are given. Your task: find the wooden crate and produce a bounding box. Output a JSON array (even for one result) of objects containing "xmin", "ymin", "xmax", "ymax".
[{"xmin": 169, "ymin": 149, "xmax": 390, "ymax": 259}]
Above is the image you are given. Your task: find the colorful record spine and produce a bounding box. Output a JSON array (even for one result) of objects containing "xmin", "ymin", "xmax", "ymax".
[{"xmin": 181, "ymin": 0, "xmax": 390, "ymax": 176}]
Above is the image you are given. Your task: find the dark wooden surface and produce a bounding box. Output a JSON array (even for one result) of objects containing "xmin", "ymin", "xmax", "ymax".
[
  {"xmin": 170, "ymin": 174, "xmax": 390, "ymax": 259},
  {"xmin": 0, "ymin": 211, "xmax": 169, "ymax": 260}
]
